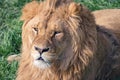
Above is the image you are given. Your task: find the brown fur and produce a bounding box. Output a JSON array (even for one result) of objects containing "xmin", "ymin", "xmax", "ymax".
[
  {"xmin": 16, "ymin": 0, "xmax": 120, "ymax": 80},
  {"xmin": 93, "ymin": 9, "xmax": 120, "ymax": 39}
]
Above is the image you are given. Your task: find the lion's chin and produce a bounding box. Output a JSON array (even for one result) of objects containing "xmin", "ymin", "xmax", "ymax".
[{"xmin": 33, "ymin": 60, "xmax": 51, "ymax": 69}]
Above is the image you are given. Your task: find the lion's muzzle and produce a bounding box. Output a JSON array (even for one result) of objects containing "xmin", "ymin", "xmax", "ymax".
[{"xmin": 34, "ymin": 46, "xmax": 50, "ymax": 55}]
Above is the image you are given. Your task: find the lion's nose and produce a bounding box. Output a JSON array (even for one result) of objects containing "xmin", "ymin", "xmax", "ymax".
[{"xmin": 34, "ymin": 46, "xmax": 50, "ymax": 55}]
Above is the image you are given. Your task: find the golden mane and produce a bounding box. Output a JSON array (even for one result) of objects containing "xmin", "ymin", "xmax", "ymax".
[{"xmin": 16, "ymin": 0, "xmax": 120, "ymax": 80}]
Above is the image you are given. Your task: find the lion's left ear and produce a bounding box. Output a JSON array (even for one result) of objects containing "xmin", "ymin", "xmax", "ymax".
[
  {"xmin": 20, "ymin": 1, "xmax": 39, "ymax": 21},
  {"xmin": 68, "ymin": 2, "xmax": 82, "ymax": 17}
]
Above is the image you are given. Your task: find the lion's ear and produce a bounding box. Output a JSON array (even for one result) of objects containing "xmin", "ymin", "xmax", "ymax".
[
  {"xmin": 68, "ymin": 2, "xmax": 83, "ymax": 16},
  {"xmin": 21, "ymin": 1, "xmax": 39, "ymax": 21}
]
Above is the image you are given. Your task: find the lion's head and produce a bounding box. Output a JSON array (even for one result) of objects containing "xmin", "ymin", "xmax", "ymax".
[{"xmin": 20, "ymin": 0, "xmax": 97, "ymax": 70}]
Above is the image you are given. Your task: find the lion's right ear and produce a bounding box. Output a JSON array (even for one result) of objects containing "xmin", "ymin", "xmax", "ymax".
[
  {"xmin": 21, "ymin": 1, "xmax": 39, "ymax": 21},
  {"xmin": 68, "ymin": 2, "xmax": 82, "ymax": 17}
]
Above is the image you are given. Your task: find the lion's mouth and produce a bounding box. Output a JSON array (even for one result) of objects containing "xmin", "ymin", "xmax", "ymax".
[
  {"xmin": 31, "ymin": 52, "xmax": 54, "ymax": 69},
  {"xmin": 37, "ymin": 57, "xmax": 44, "ymax": 61},
  {"xmin": 35, "ymin": 56, "xmax": 51, "ymax": 64},
  {"xmin": 33, "ymin": 56, "xmax": 52, "ymax": 69}
]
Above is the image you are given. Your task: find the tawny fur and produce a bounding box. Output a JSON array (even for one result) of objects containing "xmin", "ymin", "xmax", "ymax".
[{"xmin": 16, "ymin": 0, "xmax": 120, "ymax": 80}]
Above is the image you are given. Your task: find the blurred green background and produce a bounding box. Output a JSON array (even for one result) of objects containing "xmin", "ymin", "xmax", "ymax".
[{"xmin": 0, "ymin": 0, "xmax": 120, "ymax": 80}]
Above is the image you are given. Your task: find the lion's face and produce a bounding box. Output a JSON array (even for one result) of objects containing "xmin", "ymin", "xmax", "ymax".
[{"xmin": 23, "ymin": 13, "xmax": 73, "ymax": 69}]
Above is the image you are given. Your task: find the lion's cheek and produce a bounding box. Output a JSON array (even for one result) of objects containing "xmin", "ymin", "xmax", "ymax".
[
  {"xmin": 28, "ymin": 32, "xmax": 36, "ymax": 44},
  {"xmin": 28, "ymin": 36, "xmax": 33, "ymax": 44}
]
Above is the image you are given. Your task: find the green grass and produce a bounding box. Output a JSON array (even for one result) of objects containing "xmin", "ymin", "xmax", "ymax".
[
  {"xmin": 0, "ymin": 0, "xmax": 120, "ymax": 80},
  {"xmin": 0, "ymin": 0, "xmax": 31, "ymax": 79},
  {"xmin": 75, "ymin": 0, "xmax": 120, "ymax": 10}
]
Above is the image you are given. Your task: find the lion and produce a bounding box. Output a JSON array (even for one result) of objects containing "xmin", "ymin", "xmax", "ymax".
[{"xmin": 16, "ymin": 0, "xmax": 120, "ymax": 80}]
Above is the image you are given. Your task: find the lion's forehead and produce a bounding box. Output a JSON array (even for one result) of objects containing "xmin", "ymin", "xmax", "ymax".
[
  {"xmin": 30, "ymin": 15, "xmax": 65, "ymax": 29},
  {"xmin": 26, "ymin": 6, "xmax": 68, "ymax": 37}
]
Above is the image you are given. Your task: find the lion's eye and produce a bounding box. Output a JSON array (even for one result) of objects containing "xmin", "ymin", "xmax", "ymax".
[
  {"xmin": 33, "ymin": 27, "xmax": 38, "ymax": 32},
  {"xmin": 53, "ymin": 31, "xmax": 61, "ymax": 36},
  {"xmin": 54, "ymin": 31, "xmax": 61, "ymax": 36},
  {"xmin": 53, "ymin": 31, "xmax": 64, "ymax": 40}
]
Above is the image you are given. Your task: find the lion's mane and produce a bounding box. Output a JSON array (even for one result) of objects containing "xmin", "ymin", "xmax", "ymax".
[{"xmin": 16, "ymin": 0, "xmax": 120, "ymax": 80}]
